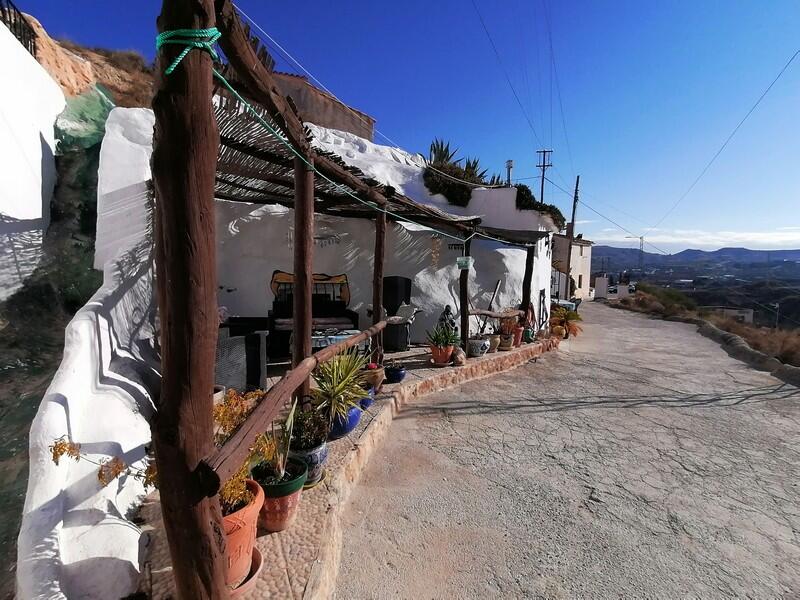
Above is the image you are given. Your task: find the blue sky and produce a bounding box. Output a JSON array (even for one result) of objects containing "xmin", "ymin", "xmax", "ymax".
[{"xmin": 28, "ymin": 0, "xmax": 800, "ymax": 252}]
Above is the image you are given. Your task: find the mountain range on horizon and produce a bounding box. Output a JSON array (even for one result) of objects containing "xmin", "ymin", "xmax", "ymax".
[{"xmin": 592, "ymin": 245, "xmax": 800, "ymax": 270}]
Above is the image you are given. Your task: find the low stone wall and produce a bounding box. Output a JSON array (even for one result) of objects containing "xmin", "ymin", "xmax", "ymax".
[{"xmin": 139, "ymin": 338, "xmax": 560, "ymax": 599}]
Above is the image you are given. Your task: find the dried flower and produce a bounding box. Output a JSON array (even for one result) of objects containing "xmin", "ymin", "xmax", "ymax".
[
  {"xmin": 50, "ymin": 437, "xmax": 81, "ymax": 466},
  {"xmin": 97, "ymin": 457, "xmax": 127, "ymax": 487}
]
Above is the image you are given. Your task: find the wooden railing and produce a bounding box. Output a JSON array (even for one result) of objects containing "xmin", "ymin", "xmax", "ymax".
[
  {"xmin": 1, "ymin": 0, "xmax": 36, "ymax": 57},
  {"xmin": 198, "ymin": 320, "xmax": 387, "ymax": 495}
]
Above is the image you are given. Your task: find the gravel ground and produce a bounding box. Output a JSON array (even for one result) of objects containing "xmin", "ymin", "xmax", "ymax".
[{"xmin": 335, "ymin": 302, "xmax": 800, "ymax": 599}]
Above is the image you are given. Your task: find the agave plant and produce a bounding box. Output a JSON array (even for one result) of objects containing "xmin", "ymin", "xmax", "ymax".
[
  {"xmin": 488, "ymin": 173, "xmax": 505, "ymax": 186},
  {"xmin": 550, "ymin": 306, "xmax": 583, "ymax": 339},
  {"xmin": 426, "ymin": 324, "xmax": 460, "ymax": 348},
  {"xmin": 311, "ymin": 350, "xmax": 367, "ymax": 426},
  {"xmin": 251, "ymin": 399, "xmax": 297, "ymax": 484},
  {"xmin": 463, "ymin": 157, "xmax": 487, "ymax": 183},
  {"xmin": 428, "ymin": 138, "xmax": 459, "ymax": 166}
]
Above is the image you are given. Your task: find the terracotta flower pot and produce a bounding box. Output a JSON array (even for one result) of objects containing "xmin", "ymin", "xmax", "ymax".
[
  {"xmin": 498, "ymin": 334, "xmax": 514, "ymax": 351},
  {"xmin": 513, "ymin": 326, "xmax": 524, "ymax": 347},
  {"xmin": 430, "ymin": 344, "xmax": 454, "ymax": 365},
  {"xmin": 256, "ymin": 459, "xmax": 308, "ymax": 532},
  {"xmin": 223, "ymin": 479, "xmax": 264, "ymax": 590},
  {"xmin": 362, "ymin": 366, "xmax": 385, "ymax": 391}
]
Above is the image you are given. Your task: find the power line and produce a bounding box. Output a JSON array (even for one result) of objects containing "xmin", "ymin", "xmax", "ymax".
[
  {"xmin": 644, "ymin": 48, "xmax": 800, "ymax": 235},
  {"xmin": 469, "ymin": 0, "xmax": 545, "ymax": 148},
  {"xmin": 541, "ymin": 0, "xmax": 575, "ymax": 179},
  {"xmin": 232, "ymin": 2, "xmax": 505, "ymax": 189},
  {"xmin": 545, "ymin": 177, "xmax": 669, "ymax": 255}
]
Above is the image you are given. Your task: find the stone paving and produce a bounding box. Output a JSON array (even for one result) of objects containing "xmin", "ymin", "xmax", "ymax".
[
  {"xmin": 136, "ymin": 339, "xmax": 559, "ymax": 598},
  {"xmin": 336, "ymin": 302, "xmax": 800, "ymax": 598}
]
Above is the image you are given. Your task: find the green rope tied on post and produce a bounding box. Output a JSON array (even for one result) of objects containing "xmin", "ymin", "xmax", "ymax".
[{"xmin": 155, "ymin": 27, "xmax": 221, "ymax": 75}]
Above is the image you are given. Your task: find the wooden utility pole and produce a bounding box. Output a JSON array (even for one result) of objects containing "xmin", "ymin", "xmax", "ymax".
[
  {"xmin": 151, "ymin": 1, "xmax": 228, "ymax": 597},
  {"xmin": 564, "ymin": 175, "xmax": 580, "ymax": 298},
  {"xmin": 293, "ymin": 156, "xmax": 314, "ymax": 398},
  {"xmin": 372, "ymin": 211, "xmax": 386, "ymax": 363},
  {"xmin": 522, "ymin": 150, "xmax": 552, "ymax": 309},
  {"xmin": 459, "ymin": 237, "xmax": 472, "ymax": 350}
]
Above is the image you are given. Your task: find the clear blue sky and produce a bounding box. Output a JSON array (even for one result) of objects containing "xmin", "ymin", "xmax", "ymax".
[{"xmin": 28, "ymin": 0, "xmax": 800, "ymax": 252}]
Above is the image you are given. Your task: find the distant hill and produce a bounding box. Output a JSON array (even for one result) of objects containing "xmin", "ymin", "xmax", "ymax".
[{"xmin": 592, "ymin": 245, "xmax": 800, "ymax": 271}]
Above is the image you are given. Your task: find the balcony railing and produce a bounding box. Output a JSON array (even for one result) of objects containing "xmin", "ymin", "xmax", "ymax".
[{"xmin": 1, "ymin": 0, "xmax": 36, "ymax": 57}]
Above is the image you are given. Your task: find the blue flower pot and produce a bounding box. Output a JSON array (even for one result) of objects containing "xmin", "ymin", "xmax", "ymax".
[
  {"xmin": 328, "ymin": 406, "xmax": 362, "ymax": 440},
  {"xmin": 360, "ymin": 395, "xmax": 374, "ymax": 409},
  {"xmin": 288, "ymin": 442, "xmax": 329, "ymax": 486},
  {"xmin": 384, "ymin": 366, "xmax": 407, "ymax": 384}
]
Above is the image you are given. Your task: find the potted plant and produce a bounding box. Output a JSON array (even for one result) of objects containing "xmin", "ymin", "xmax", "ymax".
[
  {"xmin": 213, "ymin": 389, "xmax": 268, "ymax": 591},
  {"xmin": 360, "ymin": 384, "xmax": 376, "ymax": 409},
  {"xmin": 498, "ymin": 317, "xmax": 516, "ymax": 351},
  {"xmin": 427, "ymin": 324, "xmax": 459, "ymax": 365},
  {"xmin": 250, "ymin": 400, "xmax": 308, "ymax": 532},
  {"xmin": 362, "ymin": 361, "xmax": 385, "ymax": 391},
  {"xmin": 312, "ymin": 350, "xmax": 368, "ymax": 440},
  {"xmin": 520, "ymin": 303, "xmax": 535, "ymax": 343},
  {"xmin": 467, "ymin": 335, "xmax": 490, "ymax": 357},
  {"xmin": 550, "ymin": 306, "xmax": 583, "ymax": 339},
  {"xmin": 384, "ymin": 359, "xmax": 407, "ymax": 383},
  {"xmin": 288, "ymin": 401, "xmax": 330, "ymax": 488}
]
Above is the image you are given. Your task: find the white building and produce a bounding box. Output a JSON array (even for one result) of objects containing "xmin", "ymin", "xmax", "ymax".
[
  {"xmin": 19, "ymin": 106, "xmax": 559, "ymax": 597},
  {"xmin": 551, "ymin": 233, "xmax": 593, "ymax": 300},
  {"xmin": 0, "ymin": 20, "xmax": 65, "ymax": 300}
]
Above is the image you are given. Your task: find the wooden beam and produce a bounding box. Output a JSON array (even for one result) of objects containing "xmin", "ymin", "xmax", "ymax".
[
  {"xmin": 520, "ymin": 246, "xmax": 535, "ymax": 310},
  {"xmin": 204, "ymin": 321, "xmax": 387, "ymax": 488},
  {"xmin": 151, "ymin": 1, "xmax": 227, "ymax": 598},
  {"xmin": 459, "ymin": 238, "xmax": 472, "ymax": 350},
  {"xmin": 372, "ymin": 211, "xmax": 386, "ymax": 362},
  {"xmin": 293, "ymin": 156, "xmax": 314, "ymax": 398}
]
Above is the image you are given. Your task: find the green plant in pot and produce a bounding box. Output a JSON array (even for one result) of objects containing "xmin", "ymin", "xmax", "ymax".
[
  {"xmin": 288, "ymin": 401, "xmax": 330, "ymax": 488},
  {"xmin": 251, "ymin": 400, "xmax": 308, "ymax": 532},
  {"xmin": 427, "ymin": 324, "xmax": 460, "ymax": 365},
  {"xmin": 498, "ymin": 316, "xmax": 517, "ymax": 350},
  {"xmin": 312, "ymin": 350, "xmax": 367, "ymax": 440},
  {"xmin": 550, "ymin": 306, "xmax": 583, "ymax": 339}
]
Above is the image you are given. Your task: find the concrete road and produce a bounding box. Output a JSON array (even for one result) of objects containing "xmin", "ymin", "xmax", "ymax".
[{"xmin": 335, "ymin": 302, "xmax": 800, "ymax": 599}]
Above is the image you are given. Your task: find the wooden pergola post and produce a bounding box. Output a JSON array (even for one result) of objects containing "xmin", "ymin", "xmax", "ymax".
[
  {"xmin": 520, "ymin": 245, "xmax": 535, "ymax": 309},
  {"xmin": 151, "ymin": 0, "xmax": 228, "ymax": 597},
  {"xmin": 372, "ymin": 211, "xmax": 386, "ymax": 363},
  {"xmin": 459, "ymin": 237, "xmax": 472, "ymax": 351},
  {"xmin": 293, "ymin": 156, "xmax": 314, "ymax": 398}
]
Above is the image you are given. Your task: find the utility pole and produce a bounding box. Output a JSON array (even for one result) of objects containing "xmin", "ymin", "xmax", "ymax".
[
  {"xmin": 626, "ymin": 235, "xmax": 645, "ymax": 273},
  {"xmin": 564, "ymin": 175, "xmax": 580, "ymax": 298},
  {"xmin": 536, "ymin": 149, "xmax": 552, "ymax": 208},
  {"xmin": 773, "ymin": 302, "xmax": 780, "ymax": 329},
  {"xmin": 505, "ymin": 159, "xmax": 513, "ymax": 186},
  {"xmin": 521, "ymin": 150, "xmax": 552, "ymax": 309}
]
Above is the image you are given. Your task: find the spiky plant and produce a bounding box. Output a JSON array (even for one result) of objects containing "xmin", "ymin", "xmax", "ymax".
[
  {"xmin": 426, "ymin": 324, "xmax": 460, "ymax": 348},
  {"xmin": 311, "ymin": 351, "xmax": 367, "ymax": 426},
  {"xmin": 463, "ymin": 157, "xmax": 487, "ymax": 183},
  {"xmin": 488, "ymin": 173, "xmax": 505, "ymax": 186},
  {"xmin": 550, "ymin": 306, "xmax": 583, "ymax": 339},
  {"xmin": 251, "ymin": 399, "xmax": 297, "ymax": 484},
  {"xmin": 428, "ymin": 138, "xmax": 459, "ymax": 166}
]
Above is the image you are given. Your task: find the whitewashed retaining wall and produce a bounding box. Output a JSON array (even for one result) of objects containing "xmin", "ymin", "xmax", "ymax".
[
  {"xmin": 0, "ymin": 22, "xmax": 65, "ymax": 300},
  {"xmin": 17, "ymin": 109, "xmax": 157, "ymax": 600}
]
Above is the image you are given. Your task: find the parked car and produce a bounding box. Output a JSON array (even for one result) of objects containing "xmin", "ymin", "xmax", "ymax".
[
  {"xmin": 608, "ymin": 285, "xmax": 618, "ymax": 294},
  {"xmin": 628, "ymin": 284, "xmax": 636, "ymax": 293}
]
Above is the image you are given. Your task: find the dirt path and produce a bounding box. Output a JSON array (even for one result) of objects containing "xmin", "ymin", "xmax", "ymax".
[{"xmin": 335, "ymin": 302, "xmax": 800, "ymax": 599}]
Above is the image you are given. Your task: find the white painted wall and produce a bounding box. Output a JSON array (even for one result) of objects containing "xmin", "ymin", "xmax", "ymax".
[
  {"xmin": 551, "ymin": 235, "xmax": 593, "ymax": 299},
  {"xmin": 18, "ymin": 108, "xmax": 157, "ymax": 600},
  {"xmin": 0, "ymin": 22, "xmax": 65, "ymax": 299},
  {"xmin": 216, "ymin": 202, "xmax": 553, "ymax": 339}
]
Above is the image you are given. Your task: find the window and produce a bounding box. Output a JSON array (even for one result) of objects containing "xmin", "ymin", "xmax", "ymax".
[
  {"xmin": 579, "ymin": 245, "xmax": 584, "ymax": 257},
  {"xmin": 578, "ymin": 274, "xmax": 583, "ymax": 289}
]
